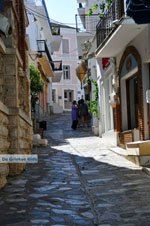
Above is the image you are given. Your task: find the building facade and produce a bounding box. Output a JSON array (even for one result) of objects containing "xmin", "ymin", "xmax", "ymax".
[
  {"xmin": 52, "ymin": 24, "xmax": 82, "ymax": 112},
  {"xmin": 26, "ymin": 0, "xmax": 55, "ymax": 119},
  {"xmin": 77, "ymin": 0, "xmax": 150, "ymax": 162},
  {"xmin": 96, "ymin": 0, "xmax": 150, "ymax": 148},
  {"xmin": 76, "ymin": 0, "xmax": 101, "ymax": 132},
  {"xmin": 0, "ymin": 0, "xmax": 32, "ymax": 188}
]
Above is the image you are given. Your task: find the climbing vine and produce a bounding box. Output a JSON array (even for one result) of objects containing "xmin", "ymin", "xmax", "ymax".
[
  {"xmin": 29, "ymin": 64, "xmax": 44, "ymax": 111},
  {"xmin": 88, "ymin": 80, "xmax": 99, "ymax": 120},
  {"xmin": 88, "ymin": 0, "xmax": 112, "ymax": 18}
]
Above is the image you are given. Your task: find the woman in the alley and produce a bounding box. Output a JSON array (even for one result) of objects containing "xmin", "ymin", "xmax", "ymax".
[{"xmin": 71, "ymin": 100, "xmax": 78, "ymax": 130}]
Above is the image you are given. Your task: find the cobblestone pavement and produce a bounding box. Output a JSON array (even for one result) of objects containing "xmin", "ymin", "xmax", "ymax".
[{"xmin": 0, "ymin": 113, "xmax": 150, "ymax": 226}]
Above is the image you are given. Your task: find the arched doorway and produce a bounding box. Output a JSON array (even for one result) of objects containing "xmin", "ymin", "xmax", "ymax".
[{"xmin": 118, "ymin": 46, "xmax": 144, "ymax": 146}]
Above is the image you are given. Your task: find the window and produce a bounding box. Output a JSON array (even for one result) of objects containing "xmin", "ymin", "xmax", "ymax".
[
  {"xmin": 62, "ymin": 39, "xmax": 69, "ymax": 54},
  {"xmin": 52, "ymin": 89, "xmax": 56, "ymax": 103},
  {"xmin": 126, "ymin": 75, "xmax": 138, "ymax": 130},
  {"xmin": 69, "ymin": 91, "xmax": 72, "ymax": 102},
  {"xmin": 63, "ymin": 65, "xmax": 70, "ymax": 79},
  {"xmin": 64, "ymin": 91, "xmax": 67, "ymax": 99}
]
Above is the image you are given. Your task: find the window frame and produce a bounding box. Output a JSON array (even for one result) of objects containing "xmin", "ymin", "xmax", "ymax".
[{"xmin": 63, "ymin": 65, "xmax": 71, "ymax": 80}]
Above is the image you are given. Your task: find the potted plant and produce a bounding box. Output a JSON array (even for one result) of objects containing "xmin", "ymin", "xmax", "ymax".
[{"xmin": 88, "ymin": 80, "xmax": 100, "ymax": 136}]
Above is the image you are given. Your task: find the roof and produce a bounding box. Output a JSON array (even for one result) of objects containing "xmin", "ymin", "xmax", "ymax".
[{"xmin": 51, "ymin": 22, "xmax": 76, "ymax": 30}]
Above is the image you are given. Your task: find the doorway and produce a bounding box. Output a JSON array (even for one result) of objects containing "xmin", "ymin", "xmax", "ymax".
[
  {"xmin": 126, "ymin": 74, "xmax": 138, "ymax": 130},
  {"xmin": 64, "ymin": 90, "xmax": 74, "ymax": 109}
]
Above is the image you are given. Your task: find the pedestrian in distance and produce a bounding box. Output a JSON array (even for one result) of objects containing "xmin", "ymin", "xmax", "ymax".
[
  {"xmin": 71, "ymin": 100, "xmax": 78, "ymax": 130},
  {"xmin": 77, "ymin": 99, "xmax": 82, "ymax": 128}
]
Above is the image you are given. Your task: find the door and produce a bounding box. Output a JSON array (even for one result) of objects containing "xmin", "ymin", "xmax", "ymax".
[
  {"xmin": 126, "ymin": 75, "xmax": 138, "ymax": 130},
  {"xmin": 64, "ymin": 90, "xmax": 73, "ymax": 109}
]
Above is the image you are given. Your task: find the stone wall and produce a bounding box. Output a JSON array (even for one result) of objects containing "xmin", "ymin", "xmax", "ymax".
[
  {"xmin": 0, "ymin": 1, "xmax": 32, "ymax": 189},
  {"xmin": 8, "ymin": 111, "xmax": 32, "ymax": 176},
  {"xmin": 0, "ymin": 103, "xmax": 10, "ymax": 188}
]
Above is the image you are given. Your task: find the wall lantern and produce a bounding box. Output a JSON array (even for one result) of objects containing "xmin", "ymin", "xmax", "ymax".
[{"xmin": 76, "ymin": 60, "xmax": 87, "ymax": 82}]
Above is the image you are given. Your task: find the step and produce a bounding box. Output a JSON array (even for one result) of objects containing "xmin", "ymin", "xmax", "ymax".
[
  {"xmin": 126, "ymin": 140, "xmax": 150, "ymax": 156},
  {"xmin": 110, "ymin": 141, "xmax": 150, "ymax": 167}
]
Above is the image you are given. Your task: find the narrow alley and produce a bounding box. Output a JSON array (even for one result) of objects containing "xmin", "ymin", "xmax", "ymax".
[{"xmin": 0, "ymin": 113, "xmax": 150, "ymax": 226}]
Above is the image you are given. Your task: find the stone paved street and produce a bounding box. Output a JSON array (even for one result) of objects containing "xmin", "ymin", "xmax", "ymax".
[{"xmin": 1, "ymin": 113, "xmax": 150, "ymax": 226}]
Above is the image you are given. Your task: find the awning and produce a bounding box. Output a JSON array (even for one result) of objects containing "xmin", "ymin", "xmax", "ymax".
[
  {"xmin": 38, "ymin": 55, "xmax": 54, "ymax": 77},
  {"xmin": 76, "ymin": 60, "xmax": 87, "ymax": 82}
]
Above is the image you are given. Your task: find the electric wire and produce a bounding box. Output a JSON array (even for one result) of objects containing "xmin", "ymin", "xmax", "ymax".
[
  {"xmin": 26, "ymin": 6, "xmax": 100, "ymax": 26},
  {"xmin": 26, "ymin": 7, "xmax": 97, "ymax": 35}
]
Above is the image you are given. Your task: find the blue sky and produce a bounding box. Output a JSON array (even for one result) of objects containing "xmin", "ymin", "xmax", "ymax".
[{"xmin": 45, "ymin": 0, "xmax": 79, "ymax": 27}]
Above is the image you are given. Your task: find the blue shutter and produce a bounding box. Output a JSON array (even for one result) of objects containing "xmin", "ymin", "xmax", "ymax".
[
  {"xmin": 126, "ymin": 0, "xmax": 150, "ymax": 24},
  {"xmin": 0, "ymin": 0, "xmax": 4, "ymax": 11}
]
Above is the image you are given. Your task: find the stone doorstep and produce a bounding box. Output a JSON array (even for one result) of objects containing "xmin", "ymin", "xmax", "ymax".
[
  {"xmin": 109, "ymin": 145, "xmax": 150, "ymax": 168},
  {"xmin": 126, "ymin": 140, "xmax": 150, "ymax": 156}
]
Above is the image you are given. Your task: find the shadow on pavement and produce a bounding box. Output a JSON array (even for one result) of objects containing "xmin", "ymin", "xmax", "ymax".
[{"xmin": 0, "ymin": 144, "xmax": 149, "ymax": 226}]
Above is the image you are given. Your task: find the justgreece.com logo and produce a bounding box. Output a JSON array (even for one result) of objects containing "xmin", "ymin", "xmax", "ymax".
[{"xmin": 0, "ymin": 155, "xmax": 38, "ymax": 163}]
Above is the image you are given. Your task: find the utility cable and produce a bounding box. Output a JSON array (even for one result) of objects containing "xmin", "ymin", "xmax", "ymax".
[{"xmin": 26, "ymin": 6, "xmax": 100, "ymax": 26}]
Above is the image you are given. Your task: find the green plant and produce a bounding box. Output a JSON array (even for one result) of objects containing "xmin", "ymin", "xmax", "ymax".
[
  {"xmin": 29, "ymin": 64, "xmax": 44, "ymax": 111},
  {"xmin": 88, "ymin": 0, "xmax": 112, "ymax": 18},
  {"xmin": 88, "ymin": 80, "xmax": 99, "ymax": 120}
]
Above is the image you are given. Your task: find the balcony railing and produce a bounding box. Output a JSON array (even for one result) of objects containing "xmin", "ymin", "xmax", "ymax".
[
  {"xmin": 51, "ymin": 61, "xmax": 62, "ymax": 71},
  {"xmin": 37, "ymin": 40, "xmax": 52, "ymax": 65},
  {"xmin": 75, "ymin": 14, "xmax": 100, "ymax": 33},
  {"xmin": 96, "ymin": 0, "xmax": 124, "ymax": 48}
]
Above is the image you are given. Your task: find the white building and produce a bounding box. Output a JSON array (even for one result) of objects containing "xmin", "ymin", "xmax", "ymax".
[
  {"xmin": 51, "ymin": 23, "xmax": 82, "ymax": 113},
  {"xmin": 76, "ymin": 0, "xmax": 101, "ymax": 133},
  {"xmin": 25, "ymin": 0, "xmax": 60, "ymax": 118}
]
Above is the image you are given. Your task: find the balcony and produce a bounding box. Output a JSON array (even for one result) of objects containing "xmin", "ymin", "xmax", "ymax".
[
  {"xmin": 51, "ymin": 61, "xmax": 62, "ymax": 71},
  {"xmin": 76, "ymin": 14, "xmax": 99, "ymax": 33},
  {"xmin": 37, "ymin": 40, "xmax": 55, "ymax": 78},
  {"xmin": 96, "ymin": 0, "xmax": 147, "ymax": 57},
  {"xmin": 51, "ymin": 61, "xmax": 63, "ymax": 83},
  {"xmin": 37, "ymin": 40, "xmax": 52, "ymax": 63},
  {"xmin": 50, "ymin": 25, "xmax": 62, "ymax": 52},
  {"xmin": 76, "ymin": 14, "xmax": 99, "ymax": 58}
]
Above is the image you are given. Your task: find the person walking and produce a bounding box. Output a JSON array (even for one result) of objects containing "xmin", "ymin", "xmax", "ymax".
[
  {"xmin": 71, "ymin": 100, "xmax": 78, "ymax": 130},
  {"xmin": 77, "ymin": 99, "xmax": 81, "ymax": 127},
  {"xmin": 80, "ymin": 99, "xmax": 89, "ymax": 127}
]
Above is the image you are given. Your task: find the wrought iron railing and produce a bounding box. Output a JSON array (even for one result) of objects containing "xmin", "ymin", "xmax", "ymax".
[
  {"xmin": 37, "ymin": 40, "xmax": 52, "ymax": 64},
  {"xmin": 51, "ymin": 61, "xmax": 62, "ymax": 71},
  {"xmin": 96, "ymin": 0, "xmax": 124, "ymax": 49}
]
